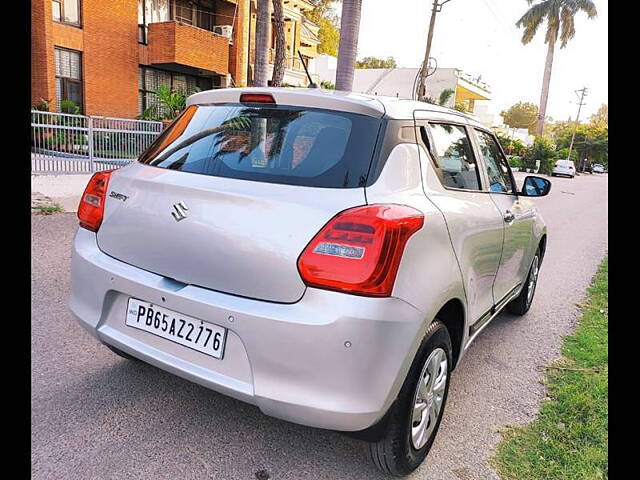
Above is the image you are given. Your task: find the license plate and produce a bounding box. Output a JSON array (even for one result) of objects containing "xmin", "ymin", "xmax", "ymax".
[{"xmin": 125, "ymin": 298, "xmax": 227, "ymax": 359}]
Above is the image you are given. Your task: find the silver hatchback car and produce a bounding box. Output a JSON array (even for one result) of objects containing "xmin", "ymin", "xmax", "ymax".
[{"xmin": 70, "ymin": 87, "xmax": 550, "ymax": 476}]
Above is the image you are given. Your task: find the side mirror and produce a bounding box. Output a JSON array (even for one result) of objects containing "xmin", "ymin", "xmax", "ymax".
[{"xmin": 521, "ymin": 175, "xmax": 551, "ymax": 197}]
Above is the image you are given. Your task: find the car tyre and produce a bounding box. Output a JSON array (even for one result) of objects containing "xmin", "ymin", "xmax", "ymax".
[
  {"xmin": 106, "ymin": 344, "xmax": 141, "ymax": 362},
  {"xmin": 507, "ymin": 249, "xmax": 541, "ymax": 315},
  {"xmin": 367, "ymin": 320, "xmax": 452, "ymax": 477}
]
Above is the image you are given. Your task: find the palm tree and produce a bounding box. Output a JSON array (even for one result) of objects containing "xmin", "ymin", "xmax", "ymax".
[
  {"xmin": 335, "ymin": 0, "xmax": 362, "ymax": 91},
  {"xmin": 254, "ymin": 0, "xmax": 271, "ymax": 86},
  {"xmin": 516, "ymin": 0, "xmax": 597, "ymax": 136},
  {"xmin": 271, "ymin": 0, "xmax": 286, "ymax": 86}
]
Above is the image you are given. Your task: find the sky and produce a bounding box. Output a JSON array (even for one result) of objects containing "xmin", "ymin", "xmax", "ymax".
[{"xmin": 351, "ymin": 0, "xmax": 608, "ymax": 122}]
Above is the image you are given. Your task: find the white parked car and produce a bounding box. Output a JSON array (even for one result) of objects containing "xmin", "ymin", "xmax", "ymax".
[
  {"xmin": 552, "ymin": 159, "xmax": 576, "ymax": 178},
  {"xmin": 592, "ymin": 163, "xmax": 605, "ymax": 174},
  {"xmin": 70, "ymin": 88, "xmax": 550, "ymax": 476}
]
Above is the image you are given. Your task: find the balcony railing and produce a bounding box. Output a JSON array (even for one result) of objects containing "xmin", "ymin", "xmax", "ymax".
[
  {"xmin": 138, "ymin": 1, "xmax": 236, "ymax": 45},
  {"xmin": 268, "ymin": 49, "xmax": 305, "ymax": 71},
  {"xmin": 458, "ymin": 72, "xmax": 491, "ymax": 94}
]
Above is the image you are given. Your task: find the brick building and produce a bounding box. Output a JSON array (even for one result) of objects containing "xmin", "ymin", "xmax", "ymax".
[
  {"xmin": 32, "ymin": 0, "xmax": 250, "ymax": 119},
  {"xmin": 32, "ymin": 0, "xmax": 319, "ymax": 119}
]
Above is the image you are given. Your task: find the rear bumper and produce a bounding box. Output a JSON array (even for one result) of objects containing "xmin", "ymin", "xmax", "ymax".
[
  {"xmin": 70, "ymin": 228, "xmax": 426, "ymax": 431},
  {"xmin": 552, "ymin": 168, "xmax": 574, "ymax": 176}
]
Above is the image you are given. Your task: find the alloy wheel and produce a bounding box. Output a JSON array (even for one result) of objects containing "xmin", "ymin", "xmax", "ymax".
[
  {"xmin": 410, "ymin": 347, "xmax": 448, "ymax": 450},
  {"xmin": 526, "ymin": 255, "xmax": 540, "ymax": 306}
]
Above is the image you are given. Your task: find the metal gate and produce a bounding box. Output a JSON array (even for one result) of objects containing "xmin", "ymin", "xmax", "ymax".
[{"xmin": 31, "ymin": 110, "xmax": 163, "ymax": 174}]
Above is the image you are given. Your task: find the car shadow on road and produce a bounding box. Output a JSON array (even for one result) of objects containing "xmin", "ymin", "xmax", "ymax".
[
  {"xmin": 39, "ymin": 309, "xmax": 536, "ymax": 480},
  {"xmin": 43, "ymin": 354, "xmax": 390, "ymax": 479}
]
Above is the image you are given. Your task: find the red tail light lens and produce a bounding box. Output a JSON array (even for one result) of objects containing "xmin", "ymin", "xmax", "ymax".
[
  {"xmin": 77, "ymin": 170, "xmax": 113, "ymax": 232},
  {"xmin": 239, "ymin": 93, "xmax": 276, "ymax": 104},
  {"xmin": 298, "ymin": 205, "xmax": 424, "ymax": 297}
]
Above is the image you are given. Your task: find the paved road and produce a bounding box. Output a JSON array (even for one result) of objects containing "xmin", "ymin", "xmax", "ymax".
[{"xmin": 32, "ymin": 173, "xmax": 608, "ymax": 479}]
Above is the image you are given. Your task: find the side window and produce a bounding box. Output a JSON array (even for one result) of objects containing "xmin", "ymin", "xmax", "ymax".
[
  {"xmin": 475, "ymin": 130, "xmax": 515, "ymax": 193},
  {"xmin": 427, "ymin": 123, "xmax": 481, "ymax": 190}
]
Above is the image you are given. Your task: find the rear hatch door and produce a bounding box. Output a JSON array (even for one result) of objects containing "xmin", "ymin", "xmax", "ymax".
[{"xmin": 96, "ymin": 102, "xmax": 381, "ymax": 303}]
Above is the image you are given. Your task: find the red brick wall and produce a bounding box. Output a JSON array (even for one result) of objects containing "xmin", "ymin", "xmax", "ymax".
[
  {"xmin": 148, "ymin": 22, "xmax": 230, "ymax": 74},
  {"xmin": 82, "ymin": 0, "xmax": 139, "ymax": 118},
  {"xmin": 32, "ymin": 0, "xmax": 251, "ymax": 118},
  {"xmin": 31, "ymin": 0, "xmax": 56, "ymax": 107},
  {"xmin": 228, "ymin": 0, "xmax": 249, "ymax": 86},
  {"xmin": 52, "ymin": 22, "xmax": 84, "ymax": 51}
]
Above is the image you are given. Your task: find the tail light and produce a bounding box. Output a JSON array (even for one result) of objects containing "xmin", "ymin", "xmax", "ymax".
[
  {"xmin": 77, "ymin": 170, "xmax": 114, "ymax": 232},
  {"xmin": 297, "ymin": 205, "xmax": 424, "ymax": 297}
]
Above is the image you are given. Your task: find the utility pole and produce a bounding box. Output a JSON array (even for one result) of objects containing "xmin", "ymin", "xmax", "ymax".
[
  {"xmin": 417, "ymin": 0, "xmax": 452, "ymax": 102},
  {"xmin": 567, "ymin": 87, "xmax": 588, "ymax": 169}
]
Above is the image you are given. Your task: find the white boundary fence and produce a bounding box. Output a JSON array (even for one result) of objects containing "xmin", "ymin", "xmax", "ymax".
[{"xmin": 31, "ymin": 111, "xmax": 163, "ymax": 174}]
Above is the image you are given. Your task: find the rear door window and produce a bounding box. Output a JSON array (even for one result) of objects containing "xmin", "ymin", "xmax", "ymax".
[
  {"xmin": 427, "ymin": 123, "xmax": 482, "ymax": 190},
  {"xmin": 138, "ymin": 104, "xmax": 381, "ymax": 188}
]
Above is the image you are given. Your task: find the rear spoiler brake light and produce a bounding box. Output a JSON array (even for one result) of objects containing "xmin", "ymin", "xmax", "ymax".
[{"xmin": 239, "ymin": 93, "xmax": 276, "ymax": 104}]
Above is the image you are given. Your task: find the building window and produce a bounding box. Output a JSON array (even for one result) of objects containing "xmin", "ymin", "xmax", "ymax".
[
  {"xmin": 55, "ymin": 48, "xmax": 83, "ymax": 113},
  {"xmin": 139, "ymin": 66, "xmax": 214, "ymax": 119},
  {"xmin": 138, "ymin": 0, "xmax": 171, "ymax": 44},
  {"xmin": 174, "ymin": 0, "xmax": 195, "ymax": 25},
  {"xmin": 52, "ymin": 0, "xmax": 81, "ymax": 26}
]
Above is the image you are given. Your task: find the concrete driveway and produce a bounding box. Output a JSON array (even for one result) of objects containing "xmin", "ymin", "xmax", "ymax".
[{"xmin": 31, "ymin": 173, "xmax": 608, "ymax": 479}]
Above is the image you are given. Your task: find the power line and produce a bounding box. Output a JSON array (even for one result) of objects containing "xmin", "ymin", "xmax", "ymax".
[{"xmin": 480, "ymin": 0, "xmax": 509, "ymax": 32}]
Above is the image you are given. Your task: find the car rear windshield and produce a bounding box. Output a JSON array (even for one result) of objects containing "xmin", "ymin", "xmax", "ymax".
[
  {"xmin": 556, "ymin": 160, "xmax": 574, "ymax": 167},
  {"xmin": 138, "ymin": 104, "xmax": 382, "ymax": 188}
]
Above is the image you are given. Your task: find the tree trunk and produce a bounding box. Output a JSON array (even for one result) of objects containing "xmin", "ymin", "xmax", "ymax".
[
  {"xmin": 254, "ymin": 0, "xmax": 271, "ymax": 87},
  {"xmin": 271, "ymin": 0, "xmax": 286, "ymax": 86},
  {"xmin": 535, "ymin": 37, "xmax": 555, "ymax": 136},
  {"xmin": 335, "ymin": 0, "xmax": 362, "ymax": 92}
]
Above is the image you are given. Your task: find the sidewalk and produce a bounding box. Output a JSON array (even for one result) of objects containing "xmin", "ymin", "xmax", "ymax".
[{"xmin": 31, "ymin": 174, "xmax": 92, "ymax": 213}]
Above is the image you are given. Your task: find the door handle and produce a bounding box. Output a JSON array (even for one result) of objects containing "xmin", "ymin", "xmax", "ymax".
[{"xmin": 503, "ymin": 210, "xmax": 515, "ymax": 223}]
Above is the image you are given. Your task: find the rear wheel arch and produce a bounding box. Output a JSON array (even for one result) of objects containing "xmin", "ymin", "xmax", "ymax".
[
  {"xmin": 538, "ymin": 234, "xmax": 547, "ymax": 264},
  {"xmin": 433, "ymin": 298, "xmax": 465, "ymax": 370},
  {"xmin": 345, "ymin": 298, "xmax": 465, "ymax": 443}
]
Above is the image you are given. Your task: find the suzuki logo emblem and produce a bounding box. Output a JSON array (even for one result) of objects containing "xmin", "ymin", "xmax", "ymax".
[{"xmin": 171, "ymin": 201, "xmax": 189, "ymax": 222}]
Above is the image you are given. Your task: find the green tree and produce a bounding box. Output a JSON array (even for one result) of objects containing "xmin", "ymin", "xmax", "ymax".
[
  {"xmin": 304, "ymin": 0, "xmax": 341, "ymax": 57},
  {"xmin": 453, "ymin": 102, "xmax": 468, "ymax": 113},
  {"xmin": 355, "ymin": 56, "xmax": 397, "ymax": 69},
  {"xmin": 154, "ymin": 85, "xmax": 186, "ymax": 120},
  {"xmin": 33, "ymin": 98, "xmax": 51, "ymax": 112},
  {"xmin": 524, "ymin": 136, "xmax": 556, "ymax": 174},
  {"xmin": 555, "ymin": 147, "xmax": 578, "ymax": 162},
  {"xmin": 589, "ymin": 104, "xmax": 608, "ymax": 128},
  {"xmin": 500, "ymin": 102, "xmax": 538, "ymax": 134},
  {"xmin": 554, "ymin": 122, "xmax": 608, "ymax": 169},
  {"xmin": 516, "ymin": 0, "xmax": 597, "ymax": 135},
  {"xmin": 496, "ymin": 133, "xmax": 527, "ymax": 157},
  {"xmin": 426, "ymin": 88, "xmax": 455, "ymax": 107},
  {"xmin": 60, "ymin": 99, "xmax": 80, "ymax": 115}
]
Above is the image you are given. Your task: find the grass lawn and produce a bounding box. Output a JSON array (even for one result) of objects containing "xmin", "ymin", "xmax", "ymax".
[{"xmin": 492, "ymin": 258, "xmax": 608, "ymax": 480}]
